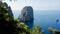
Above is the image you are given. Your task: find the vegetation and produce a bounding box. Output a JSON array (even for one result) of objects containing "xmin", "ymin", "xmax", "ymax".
[
  {"xmin": 0, "ymin": 1, "xmax": 44, "ymax": 34},
  {"xmin": 0, "ymin": 1, "xmax": 18, "ymax": 34},
  {"xmin": 0, "ymin": 1, "xmax": 60, "ymax": 34},
  {"xmin": 49, "ymin": 27, "xmax": 60, "ymax": 34}
]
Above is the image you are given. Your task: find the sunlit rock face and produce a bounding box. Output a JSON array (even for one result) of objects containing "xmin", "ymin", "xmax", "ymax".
[
  {"xmin": 2, "ymin": 2, "xmax": 13, "ymax": 18},
  {"xmin": 18, "ymin": 6, "xmax": 34, "ymax": 22}
]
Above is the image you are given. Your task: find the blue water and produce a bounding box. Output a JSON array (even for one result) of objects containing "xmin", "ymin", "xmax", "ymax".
[{"xmin": 13, "ymin": 10, "xmax": 60, "ymax": 34}]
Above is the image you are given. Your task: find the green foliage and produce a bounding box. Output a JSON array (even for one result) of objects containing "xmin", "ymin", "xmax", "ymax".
[
  {"xmin": 1, "ymin": 1, "xmax": 60, "ymax": 34},
  {"xmin": 49, "ymin": 27, "xmax": 60, "ymax": 34},
  {"xmin": 17, "ymin": 23, "xmax": 44, "ymax": 34},
  {"xmin": 0, "ymin": 1, "xmax": 44, "ymax": 34},
  {"xmin": 34, "ymin": 25, "xmax": 44, "ymax": 34},
  {"xmin": 30, "ymin": 25, "xmax": 44, "ymax": 34},
  {"xmin": 0, "ymin": 1, "xmax": 18, "ymax": 34}
]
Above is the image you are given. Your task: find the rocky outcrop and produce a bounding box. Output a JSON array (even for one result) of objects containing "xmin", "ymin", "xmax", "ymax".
[
  {"xmin": 2, "ymin": 2, "xmax": 13, "ymax": 18},
  {"xmin": 18, "ymin": 6, "xmax": 34, "ymax": 22}
]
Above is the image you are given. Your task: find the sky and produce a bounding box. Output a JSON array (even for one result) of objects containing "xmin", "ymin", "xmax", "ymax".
[{"xmin": 3, "ymin": 0, "xmax": 60, "ymax": 11}]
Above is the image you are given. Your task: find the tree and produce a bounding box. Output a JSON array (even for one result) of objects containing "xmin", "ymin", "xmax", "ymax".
[
  {"xmin": 49, "ymin": 27, "xmax": 60, "ymax": 34},
  {"xmin": 0, "ymin": 1, "xmax": 44, "ymax": 34},
  {"xmin": 0, "ymin": 1, "xmax": 18, "ymax": 34}
]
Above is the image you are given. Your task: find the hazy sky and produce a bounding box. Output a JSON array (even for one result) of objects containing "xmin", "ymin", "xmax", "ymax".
[{"xmin": 3, "ymin": 0, "xmax": 60, "ymax": 11}]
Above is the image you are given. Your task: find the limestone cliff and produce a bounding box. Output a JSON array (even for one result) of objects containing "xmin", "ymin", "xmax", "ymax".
[{"xmin": 18, "ymin": 6, "xmax": 34, "ymax": 22}]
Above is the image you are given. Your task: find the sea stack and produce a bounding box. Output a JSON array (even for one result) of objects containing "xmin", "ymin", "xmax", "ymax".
[{"xmin": 18, "ymin": 6, "xmax": 34, "ymax": 22}]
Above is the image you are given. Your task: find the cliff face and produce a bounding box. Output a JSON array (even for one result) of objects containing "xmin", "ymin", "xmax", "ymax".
[
  {"xmin": 18, "ymin": 6, "xmax": 34, "ymax": 22},
  {"xmin": 2, "ymin": 2, "xmax": 13, "ymax": 18}
]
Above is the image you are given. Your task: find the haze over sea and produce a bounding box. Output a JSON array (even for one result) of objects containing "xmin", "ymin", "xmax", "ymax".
[{"xmin": 13, "ymin": 10, "xmax": 60, "ymax": 34}]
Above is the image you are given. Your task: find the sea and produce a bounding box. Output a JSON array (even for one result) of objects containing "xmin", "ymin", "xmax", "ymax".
[{"xmin": 13, "ymin": 10, "xmax": 60, "ymax": 34}]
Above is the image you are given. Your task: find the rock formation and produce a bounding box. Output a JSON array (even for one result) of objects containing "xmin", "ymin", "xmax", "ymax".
[
  {"xmin": 2, "ymin": 2, "xmax": 13, "ymax": 18},
  {"xmin": 18, "ymin": 6, "xmax": 34, "ymax": 22}
]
